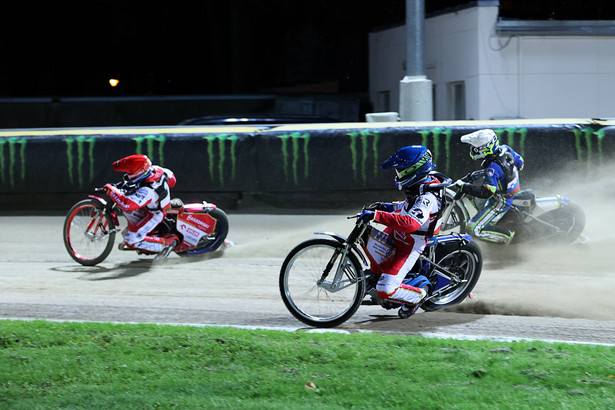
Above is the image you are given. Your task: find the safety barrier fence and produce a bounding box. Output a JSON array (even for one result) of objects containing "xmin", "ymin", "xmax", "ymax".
[{"xmin": 0, "ymin": 119, "xmax": 612, "ymax": 209}]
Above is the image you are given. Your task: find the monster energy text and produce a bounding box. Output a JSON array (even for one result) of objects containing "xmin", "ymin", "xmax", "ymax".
[
  {"xmin": 348, "ymin": 130, "xmax": 379, "ymax": 185},
  {"xmin": 0, "ymin": 137, "xmax": 26, "ymax": 189},
  {"xmin": 572, "ymin": 127, "xmax": 605, "ymax": 165},
  {"xmin": 418, "ymin": 128, "xmax": 452, "ymax": 174},
  {"xmin": 278, "ymin": 132, "xmax": 309, "ymax": 186},
  {"xmin": 203, "ymin": 134, "xmax": 238, "ymax": 185},
  {"xmin": 64, "ymin": 136, "xmax": 96, "ymax": 189},
  {"xmin": 493, "ymin": 127, "xmax": 527, "ymax": 158},
  {"xmin": 133, "ymin": 135, "xmax": 166, "ymax": 165}
]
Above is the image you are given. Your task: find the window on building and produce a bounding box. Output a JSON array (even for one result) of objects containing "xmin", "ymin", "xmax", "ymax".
[
  {"xmin": 377, "ymin": 90, "xmax": 391, "ymax": 112},
  {"xmin": 447, "ymin": 81, "xmax": 465, "ymax": 120}
]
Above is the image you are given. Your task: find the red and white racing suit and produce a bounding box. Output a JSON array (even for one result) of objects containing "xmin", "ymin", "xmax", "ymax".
[
  {"xmin": 372, "ymin": 191, "xmax": 442, "ymax": 306},
  {"xmin": 105, "ymin": 166, "xmax": 175, "ymax": 253}
]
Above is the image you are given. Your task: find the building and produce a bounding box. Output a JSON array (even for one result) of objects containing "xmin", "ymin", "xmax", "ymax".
[{"xmin": 369, "ymin": 1, "xmax": 615, "ymax": 120}]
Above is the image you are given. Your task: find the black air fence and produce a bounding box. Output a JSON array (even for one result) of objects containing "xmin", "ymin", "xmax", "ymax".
[{"xmin": 1, "ymin": 119, "xmax": 613, "ymax": 210}]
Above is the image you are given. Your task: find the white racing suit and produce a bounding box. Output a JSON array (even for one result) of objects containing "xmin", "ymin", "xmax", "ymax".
[
  {"xmin": 105, "ymin": 166, "xmax": 175, "ymax": 253},
  {"xmin": 371, "ymin": 190, "xmax": 442, "ymax": 307}
]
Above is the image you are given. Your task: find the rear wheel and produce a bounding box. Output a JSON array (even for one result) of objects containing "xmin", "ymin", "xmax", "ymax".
[
  {"xmin": 279, "ymin": 238, "xmax": 365, "ymax": 328},
  {"xmin": 422, "ymin": 241, "xmax": 482, "ymax": 311},
  {"xmin": 179, "ymin": 208, "xmax": 229, "ymax": 256},
  {"xmin": 63, "ymin": 199, "xmax": 116, "ymax": 266},
  {"xmin": 530, "ymin": 203, "xmax": 586, "ymax": 244}
]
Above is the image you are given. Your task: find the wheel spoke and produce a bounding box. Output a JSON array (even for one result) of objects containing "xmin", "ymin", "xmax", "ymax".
[
  {"xmin": 64, "ymin": 201, "xmax": 115, "ymax": 266},
  {"xmin": 280, "ymin": 239, "xmax": 365, "ymax": 327}
]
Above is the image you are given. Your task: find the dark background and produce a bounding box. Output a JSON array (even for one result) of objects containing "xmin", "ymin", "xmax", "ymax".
[{"xmin": 2, "ymin": 1, "xmax": 613, "ymax": 99}]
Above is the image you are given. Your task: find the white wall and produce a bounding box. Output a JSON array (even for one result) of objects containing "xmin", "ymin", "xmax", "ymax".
[{"xmin": 368, "ymin": 4, "xmax": 615, "ymax": 120}]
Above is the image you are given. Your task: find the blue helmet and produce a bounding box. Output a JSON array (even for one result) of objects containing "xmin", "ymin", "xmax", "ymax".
[{"xmin": 380, "ymin": 145, "xmax": 435, "ymax": 190}]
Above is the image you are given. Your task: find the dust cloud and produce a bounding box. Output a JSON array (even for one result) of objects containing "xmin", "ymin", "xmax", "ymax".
[
  {"xmin": 224, "ymin": 165, "xmax": 615, "ymax": 321},
  {"xmin": 448, "ymin": 164, "xmax": 615, "ymax": 320}
]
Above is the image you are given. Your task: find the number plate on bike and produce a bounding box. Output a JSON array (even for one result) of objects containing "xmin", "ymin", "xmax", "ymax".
[
  {"xmin": 176, "ymin": 213, "xmax": 217, "ymax": 246},
  {"xmin": 365, "ymin": 227, "xmax": 396, "ymax": 266}
]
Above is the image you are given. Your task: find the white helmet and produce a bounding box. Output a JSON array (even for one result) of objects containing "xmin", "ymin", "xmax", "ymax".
[{"xmin": 460, "ymin": 129, "xmax": 499, "ymax": 160}]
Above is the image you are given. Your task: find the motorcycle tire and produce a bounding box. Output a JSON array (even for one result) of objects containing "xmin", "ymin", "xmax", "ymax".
[
  {"xmin": 63, "ymin": 199, "xmax": 116, "ymax": 266},
  {"xmin": 441, "ymin": 191, "xmax": 468, "ymax": 234},
  {"xmin": 422, "ymin": 241, "xmax": 482, "ymax": 311},
  {"xmin": 279, "ymin": 238, "xmax": 365, "ymax": 328},
  {"xmin": 529, "ymin": 203, "xmax": 586, "ymax": 244},
  {"xmin": 178, "ymin": 208, "xmax": 229, "ymax": 256}
]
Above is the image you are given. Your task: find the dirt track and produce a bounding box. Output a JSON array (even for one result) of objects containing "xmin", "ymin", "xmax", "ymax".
[{"xmin": 1, "ymin": 203, "xmax": 614, "ymax": 345}]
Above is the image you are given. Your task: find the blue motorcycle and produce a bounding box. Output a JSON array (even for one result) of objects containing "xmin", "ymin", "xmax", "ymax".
[
  {"xmin": 442, "ymin": 178, "xmax": 587, "ymax": 244},
  {"xmin": 279, "ymin": 207, "xmax": 483, "ymax": 328}
]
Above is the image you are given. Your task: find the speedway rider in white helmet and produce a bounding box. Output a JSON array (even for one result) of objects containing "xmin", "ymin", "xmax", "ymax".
[{"xmin": 454, "ymin": 129, "xmax": 524, "ymax": 244}]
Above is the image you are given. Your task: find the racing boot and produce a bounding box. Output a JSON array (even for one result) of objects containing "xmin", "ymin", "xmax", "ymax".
[
  {"xmin": 153, "ymin": 234, "xmax": 179, "ymax": 264},
  {"xmin": 398, "ymin": 287, "xmax": 428, "ymax": 319}
]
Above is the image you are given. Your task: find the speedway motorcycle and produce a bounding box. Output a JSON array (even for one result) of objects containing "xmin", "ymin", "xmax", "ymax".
[
  {"xmin": 63, "ymin": 184, "xmax": 229, "ymax": 266},
  {"xmin": 441, "ymin": 173, "xmax": 586, "ymax": 244},
  {"xmin": 279, "ymin": 200, "xmax": 483, "ymax": 328}
]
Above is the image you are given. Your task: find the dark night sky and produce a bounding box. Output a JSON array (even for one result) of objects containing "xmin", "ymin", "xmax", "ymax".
[
  {"xmin": 1, "ymin": 1, "xmax": 613, "ymax": 98},
  {"xmin": 0, "ymin": 1, "xmax": 406, "ymax": 97}
]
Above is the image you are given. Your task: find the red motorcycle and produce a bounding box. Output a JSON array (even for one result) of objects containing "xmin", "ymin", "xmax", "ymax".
[{"xmin": 63, "ymin": 188, "xmax": 229, "ymax": 266}]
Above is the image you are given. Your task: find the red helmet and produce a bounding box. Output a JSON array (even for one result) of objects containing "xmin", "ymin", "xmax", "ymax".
[{"xmin": 112, "ymin": 155, "xmax": 152, "ymax": 183}]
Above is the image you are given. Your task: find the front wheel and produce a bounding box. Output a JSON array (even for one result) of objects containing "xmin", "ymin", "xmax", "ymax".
[
  {"xmin": 422, "ymin": 241, "xmax": 482, "ymax": 311},
  {"xmin": 440, "ymin": 191, "xmax": 469, "ymax": 234},
  {"xmin": 279, "ymin": 238, "xmax": 365, "ymax": 328},
  {"xmin": 63, "ymin": 199, "xmax": 116, "ymax": 266}
]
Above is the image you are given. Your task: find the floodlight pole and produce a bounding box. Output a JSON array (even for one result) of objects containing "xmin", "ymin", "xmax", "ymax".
[{"xmin": 399, "ymin": 0, "xmax": 433, "ymax": 121}]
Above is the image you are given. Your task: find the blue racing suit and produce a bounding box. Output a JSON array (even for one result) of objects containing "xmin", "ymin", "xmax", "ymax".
[{"xmin": 460, "ymin": 145, "xmax": 524, "ymax": 243}]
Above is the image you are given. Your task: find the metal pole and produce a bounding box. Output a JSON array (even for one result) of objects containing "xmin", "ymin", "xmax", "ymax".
[
  {"xmin": 399, "ymin": 0, "xmax": 432, "ymax": 121},
  {"xmin": 406, "ymin": 0, "xmax": 424, "ymax": 77}
]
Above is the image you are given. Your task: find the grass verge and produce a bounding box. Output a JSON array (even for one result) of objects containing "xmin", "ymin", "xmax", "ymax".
[{"xmin": 1, "ymin": 320, "xmax": 614, "ymax": 409}]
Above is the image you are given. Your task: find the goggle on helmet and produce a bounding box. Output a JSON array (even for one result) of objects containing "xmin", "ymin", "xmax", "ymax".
[
  {"xmin": 380, "ymin": 145, "xmax": 435, "ymax": 190},
  {"xmin": 112, "ymin": 154, "xmax": 153, "ymax": 184},
  {"xmin": 461, "ymin": 129, "xmax": 499, "ymax": 160}
]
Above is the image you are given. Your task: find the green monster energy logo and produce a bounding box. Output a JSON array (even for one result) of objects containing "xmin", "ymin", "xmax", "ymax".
[
  {"xmin": 418, "ymin": 128, "xmax": 452, "ymax": 174},
  {"xmin": 64, "ymin": 136, "xmax": 95, "ymax": 189},
  {"xmin": 203, "ymin": 134, "xmax": 237, "ymax": 185},
  {"xmin": 348, "ymin": 130, "xmax": 379, "ymax": 185},
  {"xmin": 278, "ymin": 132, "xmax": 310, "ymax": 185},
  {"xmin": 572, "ymin": 127, "xmax": 605, "ymax": 165},
  {"xmin": 133, "ymin": 135, "xmax": 166, "ymax": 165},
  {"xmin": 493, "ymin": 127, "xmax": 527, "ymax": 158},
  {"xmin": 0, "ymin": 137, "xmax": 27, "ymax": 189}
]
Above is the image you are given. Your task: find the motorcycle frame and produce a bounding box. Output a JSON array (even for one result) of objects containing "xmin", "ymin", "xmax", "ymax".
[
  {"xmin": 88, "ymin": 194, "xmax": 121, "ymax": 228},
  {"xmin": 442, "ymin": 188, "xmax": 573, "ymax": 232},
  {"xmin": 312, "ymin": 219, "xmax": 472, "ymax": 298}
]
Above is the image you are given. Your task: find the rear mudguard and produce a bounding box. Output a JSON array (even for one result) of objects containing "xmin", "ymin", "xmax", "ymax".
[
  {"xmin": 88, "ymin": 195, "xmax": 120, "ymax": 226},
  {"xmin": 314, "ymin": 231, "xmax": 369, "ymax": 268},
  {"xmin": 426, "ymin": 233, "xmax": 473, "ymax": 247}
]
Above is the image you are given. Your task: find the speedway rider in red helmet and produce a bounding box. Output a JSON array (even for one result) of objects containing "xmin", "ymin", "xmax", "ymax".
[
  {"xmin": 103, "ymin": 155, "xmax": 179, "ymax": 254},
  {"xmin": 361, "ymin": 145, "xmax": 449, "ymax": 318}
]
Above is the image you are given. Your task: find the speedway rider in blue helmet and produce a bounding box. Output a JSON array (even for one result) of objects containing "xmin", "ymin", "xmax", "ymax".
[
  {"xmin": 360, "ymin": 145, "xmax": 449, "ymax": 318},
  {"xmin": 454, "ymin": 129, "xmax": 524, "ymax": 244}
]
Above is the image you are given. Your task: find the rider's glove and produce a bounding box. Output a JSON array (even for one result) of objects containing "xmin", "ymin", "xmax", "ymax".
[
  {"xmin": 460, "ymin": 172, "xmax": 473, "ymax": 183},
  {"xmin": 360, "ymin": 210, "xmax": 375, "ymax": 222},
  {"xmin": 453, "ymin": 179, "xmax": 465, "ymax": 190},
  {"xmin": 452, "ymin": 180, "xmax": 467, "ymax": 200}
]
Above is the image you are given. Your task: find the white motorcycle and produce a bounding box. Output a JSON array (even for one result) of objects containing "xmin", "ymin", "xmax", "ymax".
[{"xmin": 441, "ymin": 176, "xmax": 586, "ymax": 244}]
